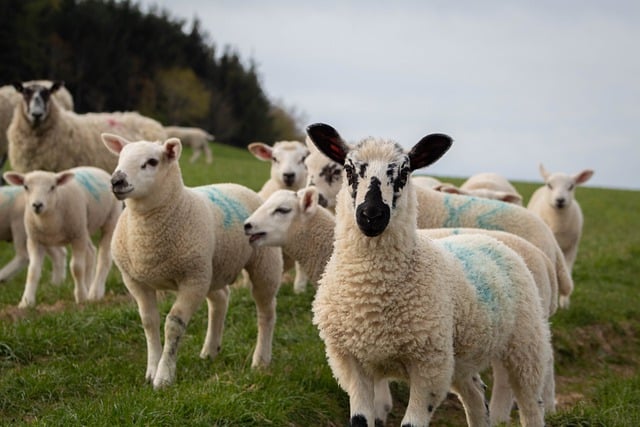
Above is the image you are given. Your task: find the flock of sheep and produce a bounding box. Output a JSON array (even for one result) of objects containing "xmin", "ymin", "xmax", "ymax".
[{"xmin": 0, "ymin": 80, "xmax": 596, "ymax": 427}]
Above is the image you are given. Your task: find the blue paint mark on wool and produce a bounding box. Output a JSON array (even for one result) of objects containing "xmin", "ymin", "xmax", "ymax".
[
  {"xmin": 0, "ymin": 186, "xmax": 22, "ymax": 208},
  {"xmin": 195, "ymin": 186, "xmax": 249, "ymax": 228},
  {"xmin": 442, "ymin": 194, "xmax": 508, "ymax": 230},
  {"xmin": 74, "ymin": 170, "xmax": 107, "ymax": 201}
]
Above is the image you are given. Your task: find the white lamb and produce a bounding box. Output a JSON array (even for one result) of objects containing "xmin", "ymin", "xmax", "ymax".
[
  {"xmin": 0, "ymin": 186, "xmax": 67, "ymax": 284},
  {"xmin": 8, "ymin": 81, "xmax": 166, "ymax": 174},
  {"xmin": 244, "ymin": 187, "xmax": 565, "ymax": 422},
  {"xmin": 248, "ymin": 139, "xmax": 310, "ymax": 291},
  {"xmin": 307, "ymin": 123, "xmax": 552, "ymax": 427},
  {"xmin": 164, "ymin": 125, "xmax": 214, "ymax": 164},
  {"xmin": 0, "ymin": 80, "xmax": 74, "ymax": 170},
  {"xmin": 3, "ymin": 166, "xmax": 122, "ymax": 308},
  {"xmin": 101, "ymin": 132, "xmax": 283, "ymax": 390},
  {"xmin": 434, "ymin": 172, "xmax": 523, "ymax": 205},
  {"xmin": 303, "ymin": 135, "xmax": 342, "ymax": 212},
  {"xmin": 527, "ymin": 164, "xmax": 594, "ymax": 275}
]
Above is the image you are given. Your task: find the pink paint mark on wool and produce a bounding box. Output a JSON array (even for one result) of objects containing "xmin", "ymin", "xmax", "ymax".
[{"xmin": 107, "ymin": 118, "xmax": 119, "ymax": 127}]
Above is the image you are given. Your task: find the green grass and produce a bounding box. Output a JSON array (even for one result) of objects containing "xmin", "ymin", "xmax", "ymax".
[{"xmin": 1, "ymin": 142, "xmax": 639, "ymax": 426}]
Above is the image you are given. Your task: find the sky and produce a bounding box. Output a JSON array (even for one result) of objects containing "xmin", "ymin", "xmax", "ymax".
[{"xmin": 136, "ymin": 0, "xmax": 640, "ymax": 190}]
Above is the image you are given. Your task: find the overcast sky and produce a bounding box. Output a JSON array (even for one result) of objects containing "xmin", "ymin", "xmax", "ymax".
[{"xmin": 136, "ymin": 0, "xmax": 640, "ymax": 190}]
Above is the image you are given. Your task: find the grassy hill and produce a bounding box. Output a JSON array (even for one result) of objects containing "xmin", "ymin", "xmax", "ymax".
[{"xmin": 1, "ymin": 142, "xmax": 639, "ymax": 426}]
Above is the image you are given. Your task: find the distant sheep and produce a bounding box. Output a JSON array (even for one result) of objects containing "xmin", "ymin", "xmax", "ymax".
[
  {"xmin": 0, "ymin": 186, "xmax": 67, "ymax": 285},
  {"xmin": 527, "ymin": 164, "xmax": 594, "ymax": 274},
  {"xmin": 3, "ymin": 167, "xmax": 122, "ymax": 308},
  {"xmin": 303, "ymin": 135, "xmax": 342, "ymax": 212},
  {"xmin": 435, "ymin": 172, "xmax": 523, "ymax": 205},
  {"xmin": 411, "ymin": 175, "xmax": 444, "ymax": 189},
  {"xmin": 0, "ymin": 80, "xmax": 73, "ymax": 170},
  {"xmin": 164, "ymin": 125, "xmax": 214, "ymax": 164},
  {"xmin": 8, "ymin": 81, "xmax": 166, "ymax": 174},
  {"xmin": 101, "ymin": 133, "xmax": 283, "ymax": 389},
  {"xmin": 307, "ymin": 123, "xmax": 551, "ymax": 426}
]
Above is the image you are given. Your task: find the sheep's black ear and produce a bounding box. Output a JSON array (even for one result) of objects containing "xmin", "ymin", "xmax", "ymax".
[
  {"xmin": 408, "ymin": 133, "xmax": 453, "ymax": 171},
  {"xmin": 12, "ymin": 81, "xmax": 24, "ymax": 93},
  {"xmin": 306, "ymin": 123, "xmax": 349, "ymax": 165},
  {"xmin": 50, "ymin": 81, "xmax": 64, "ymax": 93}
]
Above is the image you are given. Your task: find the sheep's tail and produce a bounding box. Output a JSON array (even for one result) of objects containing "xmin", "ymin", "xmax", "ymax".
[{"xmin": 555, "ymin": 249, "xmax": 574, "ymax": 309}]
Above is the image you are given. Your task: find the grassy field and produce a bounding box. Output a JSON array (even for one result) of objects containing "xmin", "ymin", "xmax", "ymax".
[{"xmin": 1, "ymin": 142, "xmax": 639, "ymax": 426}]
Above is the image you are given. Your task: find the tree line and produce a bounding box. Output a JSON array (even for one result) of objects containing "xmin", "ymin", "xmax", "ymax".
[{"xmin": 0, "ymin": 0, "xmax": 304, "ymax": 146}]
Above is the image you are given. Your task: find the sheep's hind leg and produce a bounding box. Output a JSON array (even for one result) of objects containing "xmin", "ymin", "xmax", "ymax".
[
  {"xmin": 452, "ymin": 373, "xmax": 490, "ymax": 427},
  {"xmin": 200, "ymin": 286, "xmax": 230, "ymax": 360},
  {"xmin": 374, "ymin": 377, "xmax": 393, "ymax": 425},
  {"xmin": 88, "ymin": 232, "xmax": 114, "ymax": 300},
  {"xmin": 46, "ymin": 246, "xmax": 67, "ymax": 285},
  {"xmin": 489, "ymin": 361, "xmax": 515, "ymax": 425},
  {"xmin": 69, "ymin": 239, "xmax": 94, "ymax": 303}
]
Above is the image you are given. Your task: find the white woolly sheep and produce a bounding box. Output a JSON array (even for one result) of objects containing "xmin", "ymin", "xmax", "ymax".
[
  {"xmin": 303, "ymin": 135, "xmax": 343, "ymax": 213},
  {"xmin": 411, "ymin": 175, "xmax": 444, "ymax": 190},
  {"xmin": 3, "ymin": 166, "xmax": 122, "ymax": 308},
  {"xmin": 307, "ymin": 123, "xmax": 552, "ymax": 427},
  {"xmin": 527, "ymin": 164, "xmax": 594, "ymax": 277},
  {"xmin": 101, "ymin": 132, "xmax": 283, "ymax": 389},
  {"xmin": 244, "ymin": 187, "xmax": 565, "ymax": 422},
  {"xmin": 0, "ymin": 80, "xmax": 74, "ymax": 170},
  {"xmin": 0, "ymin": 186, "xmax": 67, "ymax": 284},
  {"xmin": 434, "ymin": 172, "xmax": 523, "ymax": 205},
  {"xmin": 164, "ymin": 125, "xmax": 214, "ymax": 164},
  {"xmin": 8, "ymin": 81, "xmax": 166, "ymax": 174}
]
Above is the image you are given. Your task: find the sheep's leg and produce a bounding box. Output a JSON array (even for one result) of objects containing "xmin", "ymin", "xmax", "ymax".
[
  {"xmin": 190, "ymin": 148, "xmax": 200, "ymax": 163},
  {"xmin": 204, "ymin": 143, "xmax": 213, "ymax": 164},
  {"xmin": 87, "ymin": 232, "xmax": 114, "ymax": 301},
  {"xmin": 401, "ymin": 361, "xmax": 451, "ymax": 427},
  {"xmin": 200, "ymin": 286, "xmax": 230, "ymax": 360},
  {"xmin": 0, "ymin": 253, "xmax": 29, "ymax": 283},
  {"xmin": 489, "ymin": 361, "xmax": 514, "ymax": 425},
  {"xmin": 247, "ymin": 260, "xmax": 281, "ymax": 368},
  {"xmin": 19, "ymin": 240, "xmax": 45, "ymax": 308},
  {"xmin": 69, "ymin": 239, "xmax": 92, "ymax": 303},
  {"xmin": 542, "ymin": 352, "xmax": 556, "ymax": 414},
  {"xmin": 453, "ymin": 373, "xmax": 490, "ymax": 427},
  {"xmin": 154, "ymin": 284, "xmax": 207, "ymax": 389},
  {"xmin": 45, "ymin": 246, "xmax": 67, "ymax": 285},
  {"xmin": 373, "ymin": 377, "xmax": 393, "ymax": 425},
  {"xmin": 293, "ymin": 261, "xmax": 308, "ymax": 293}
]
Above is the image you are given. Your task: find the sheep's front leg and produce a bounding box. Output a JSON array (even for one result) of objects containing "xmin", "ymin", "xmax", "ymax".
[
  {"xmin": 374, "ymin": 377, "xmax": 393, "ymax": 425},
  {"xmin": 69, "ymin": 239, "xmax": 94, "ymax": 303},
  {"xmin": 200, "ymin": 286, "xmax": 230, "ymax": 360},
  {"xmin": 401, "ymin": 360, "xmax": 452, "ymax": 427},
  {"xmin": 293, "ymin": 261, "xmax": 309, "ymax": 294},
  {"xmin": 19, "ymin": 240, "xmax": 46, "ymax": 308},
  {"xmin": 88, "ymin": 232, "xmax": 114, "ymax": 301},
  {"xmin": 248, "ymin": 275, "xmax": 278, "ymax": 368},
  {"xmin": 154, "ymin": 284, "xmax": 207, "ymax": 389}
]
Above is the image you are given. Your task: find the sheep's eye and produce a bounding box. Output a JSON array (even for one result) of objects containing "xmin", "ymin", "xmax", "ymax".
[
  {"xmin": 23, "ymin": 185, "xmax": 29, "ymax": 191},
  {"xmin": 546, "ymin": 183, "xmax": 553, "ymax": 190},
  {"xmin": 568, "ymin": 184, "xmax": 575, "ymax": 191},
  {"xmin": 272, "ymin": 156, "xmax": 279, "ymax": 163},
  {"xmin": 49, "ymin": 185, "xmax": 55, "ymax": 192},
  {"xmin": 274, "ymin": 207, "xmax": 291, "ymax": 215},
  {"xmin": 142, "ymin": 158, "xmax": 159, "ymax": 169}
]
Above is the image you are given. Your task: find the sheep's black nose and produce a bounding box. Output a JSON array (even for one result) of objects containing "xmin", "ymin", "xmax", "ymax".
[
  {"xmin": 244, "ymin": 222, "xmax": 253, "ymax": 232},
  {"xmin": 32, "ymin": 201, "xmax": 43, "ymax": 213},
  {"xmin": 283, "ymin": 173, "xmax": 295, "ymax": 186},
  {"xmin": 111, "ymin": 171, "xmax": 127, "ymax": 189},
  {"xmin": 555, "ymin": 198, "xmax": 566, "ymax": 208}
]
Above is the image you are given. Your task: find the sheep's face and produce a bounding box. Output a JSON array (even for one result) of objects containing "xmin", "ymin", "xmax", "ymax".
[
  {"xmin": 4, "ymin": 171, "xmax": 74, "ymax": 216},
  {"xmin": 14, "ymin": 81, "xmax": 63, "ymax": 127},
  {"xmin": 304, "ymin": 151, "xmax": 341, "ymax": 210},
  {"xmin": 540, "ymin": 165, "xmax": 594, "ymax": 210},
  {"xmin": 249, "ymin": 141, "xmax": 309, "ymax": 189}
]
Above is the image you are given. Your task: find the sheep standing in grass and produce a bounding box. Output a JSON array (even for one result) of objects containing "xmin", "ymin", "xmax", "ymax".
[
  {"xmin": 307, "ymin": 123, "xmax": 551, "ymax": 427},
  {"xmin": 434, "ymin": 172, "xmax": 523, "ymax": 205},
  {"xmin": 248, "ymin": 139, "xmax": 310, "ymax": 292},
  {"xmin": 3, "ymin": 167, "xmax": 122, "ymax": 308},
  {"xmin": 0, "ymin": 80, "xmax": 74, "ymax": 170},
  {"xmin": 0, "ymin": 186, "xmax": 67, "ymax": 284},
  {"xmin": 8, "ymin": 81, "xmax": 166, "ymax": 174},
  {"xmin": 101, "ymin": 133, "xmax": 283, "ymax": 389},
  {"xmin": 528, "ymin": 164, "xmax": 594, "ymax": 274},
  {"xmin": 164, "ymin": 125, "xmax": 214, "ymax": 164}
]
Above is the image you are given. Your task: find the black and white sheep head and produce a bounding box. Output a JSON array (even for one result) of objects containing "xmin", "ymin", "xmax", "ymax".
[
  {"xmin": 3, "ymin": 170, "xmax": 75, "ymax": 215},
  {"xmin": 13, "ymin": 81, "xmax": 64, "ymax": 127},
  {"xmin": 244, "ymin": 187, "xmax": 321, "ymax": 247},
  {"xmin": 303, "ymin": 135, "xmax": 343, "ymax": 210},
  {"xmin": 539, "ymin": 164, "xmax": 594, "ymax": 209},
  {"xmin": 248, "ymin": 141, "xmax": 310, "ymax": 189},
  {"xmin": 307, "ymin": 123, "xmax": 452, "ymax": 237},
  {"xmin": 102, "ymin": 133, "xmax": 182, "ymax": 201}
]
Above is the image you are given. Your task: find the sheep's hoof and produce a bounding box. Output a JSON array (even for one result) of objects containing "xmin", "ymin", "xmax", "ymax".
[
  {"xmin": 18, "ymin": 299, "xmax": 34, "ymax": 309},
  {"xmin": 152, "ymin": 377, "xmax": 172, "ymax": 390}
]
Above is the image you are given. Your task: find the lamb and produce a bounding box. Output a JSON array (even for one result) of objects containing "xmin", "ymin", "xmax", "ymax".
[
  {"xmin": 411, "ymin": 175, "xmax": 444, "ymax": 189},
  {"xmin": 8, "ymin": 80, "xmax": 166, "ymax": 174},
  {"xmin": 527, "ymin": 164, "xmax": 594, "ymax": 274},
  {"xmin": 0, "ymin": 80, "xmax": 74, "ymax": 170},
  {"xmin": 434, "ymin": 172, "xmax": 523, "ymax": 205},
  {"xmin": 101, "ymin": 132, "xmax": 283, "ymax": 389},
  {"xmin": 248, "ymin": 139, "xmax": 310, "ymax": 291},
  {"xmin": 307, "ymin": 123, "xmax": 552, "ymax": 427},
  {"xmin": 303, "ymin": 135, "xmax": 343, "ymax": 212},
  {"xmin": 0, "ymin": 186, "xmax": 67, "ymax": 284},
  {"xmin": 244, "ymin": 187, "xmax": 564, "ymax": 422},
  {"xmin": 3, "ymin": 166, "xmax": 122, "ymax": 308},
  {"xmin": 164, "ymin": 125, "xmax": 214, "ymax": 164}
]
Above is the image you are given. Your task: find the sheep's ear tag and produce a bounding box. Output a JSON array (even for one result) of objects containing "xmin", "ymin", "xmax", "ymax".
[
  {"xmin": 408, "ymin": 133, "xmax": 453, "ymax": 171},
  {"xmin": 306, "ymin": 123, "xmax": 348, "ymax": 164}
]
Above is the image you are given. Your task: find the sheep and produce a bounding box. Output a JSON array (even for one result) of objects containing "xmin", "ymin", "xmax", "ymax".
[
  {"xmin": 527, "ymin": 164, "xmax": 594, "ymax": 276},
  {"xmin": 305, "ymin": 136, "xmax": 572, "ymax": 307},
  {"xmin": 164, "ymin": 125, "xmax": 214, "ymax": 164},
  {"xmin": 7, "ymin": 80, "xmax": 166, "ymax": 174},
  {"xmin": 248, "ymin": 139, "xmax": 311, "ymax": 292},
  {"xmin": 101, "ymin": 132, "xmax": 283, "ymax": 389},
  {"xmin": 303, "ymin": 135, "xmax": 343, "ymax": 213},
  {"xmin": 0, "ymin": 80, "xmax": 74, "ymax": 171},
  {"xmin": 307, "ymin": 123, "xmax": 552, "ymax": 427},
  {"xmin": 244, "ymin": 187, "xmax": 565, "ymax": 422},
  {"xmin": 411, "ymin": 175, "xmax": 444, "ymax": 189},
  {"xmin": 0, "ymin": 186, "xmax": 67, "ymax": 284},
  {"xmin": 434, "ymin": 172, "xmax": 523, "ymax": 205},
  {"xmin": 3, "ymin": 166, "xmax": 122, "ymax": 308}
]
